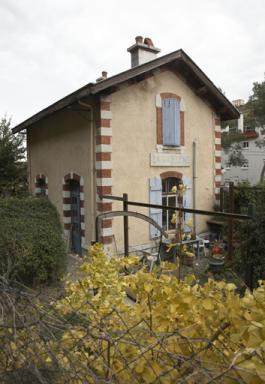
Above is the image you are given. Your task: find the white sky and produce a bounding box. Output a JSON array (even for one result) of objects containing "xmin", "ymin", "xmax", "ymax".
[{"xmin": 1, "ymin": 0, "xmax": 264, "ymax": 126}]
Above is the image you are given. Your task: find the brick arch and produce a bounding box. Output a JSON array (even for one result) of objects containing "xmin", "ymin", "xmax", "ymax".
[
  {"xmin": 62, "ymin": 172, "xmax": 85, "ymax": 250},
  {"xmin": 160, "ymin": 92, "xmax": 181, "ymax": 101},
  {"xmin": 160, "ymin": 171, "xmax": 183, "ymax": 180},
  {"xmin": 156, "ymin": 92, "xmax": 185, "ymax": 146},
  {"xmin": 35, "ymin": 173, "xmax": 48, "ymax": 196}
]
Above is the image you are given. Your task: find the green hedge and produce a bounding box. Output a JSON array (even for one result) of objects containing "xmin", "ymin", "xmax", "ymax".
[{"xmin": 0, "ymin": 197, "xmax": 66, "ymax": 285}]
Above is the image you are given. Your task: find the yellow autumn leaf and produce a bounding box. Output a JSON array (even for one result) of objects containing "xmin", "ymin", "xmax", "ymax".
[
  {"xmin": 202, "ymin": 298, "xmax": 214, "ymax": 310},
  {"xmin": 144, "ymin": 282, "xmax": 153, "ymax": 293}
]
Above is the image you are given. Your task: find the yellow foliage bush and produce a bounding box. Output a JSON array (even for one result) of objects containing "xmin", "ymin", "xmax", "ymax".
[{"xmin": 1, "ymin": 243, "xmax": 265, "ymax": 383}]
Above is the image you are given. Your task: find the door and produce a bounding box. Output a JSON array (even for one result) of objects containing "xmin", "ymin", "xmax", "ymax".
[{"xmin": 70, "ymin": 180, "xmax": 82, "ymax": 254}]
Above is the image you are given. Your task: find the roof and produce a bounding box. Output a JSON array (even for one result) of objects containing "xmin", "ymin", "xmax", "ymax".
[
  {"xmin": 243, "ymin": 131, "xmax": 259, "ymax": 139},
  {"xmin": 12, "ymin": 49, "xmax": 239, "ymax": 133}
]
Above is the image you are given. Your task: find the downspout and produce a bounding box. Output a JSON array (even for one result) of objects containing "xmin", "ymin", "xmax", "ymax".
[
  {"xmin": 27, "ymin": 129, "xmax": 32, "ymax": 193},
  {"xmin": 192, "ymin": 141, "xmax": 197, "ymax": 234},
  {"xmin": 78, "ymin": 100, "xmax": 97, "ymax": 241}
]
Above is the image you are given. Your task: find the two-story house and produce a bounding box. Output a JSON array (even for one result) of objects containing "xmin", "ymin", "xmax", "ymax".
[{"xmin": 12, "ymin": 37, "xmax": 239, "ymax": 254}]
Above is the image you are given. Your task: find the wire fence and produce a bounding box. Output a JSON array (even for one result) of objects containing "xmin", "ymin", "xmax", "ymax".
[{"xmin": 1, "ymin": 274, "xmax": 264, "ymax": 384}]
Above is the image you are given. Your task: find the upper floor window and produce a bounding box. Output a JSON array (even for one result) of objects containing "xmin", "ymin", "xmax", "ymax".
[
  {"xmin": 156, "ymin": 93, "xmax": 184, "ymax": 147},
  {"xmin": 162, "ymin": 98, "xmax": 181, "ymax": 146}
]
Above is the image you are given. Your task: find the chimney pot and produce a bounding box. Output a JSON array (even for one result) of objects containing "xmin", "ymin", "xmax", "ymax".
[
  {"xmin": 96, "ymin": 71, "xmax": 108, "ymax": 83},
  {"xmin": 135, "ymin": 35, "xmax": 143, "ymax": 44}
]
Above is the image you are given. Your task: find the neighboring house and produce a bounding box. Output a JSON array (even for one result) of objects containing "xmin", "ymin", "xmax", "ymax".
[
  {"xmin": 222, "ymin": 129, "xmax": 265, "ymax": 185},
  {"xmin": 13, "ymin": 36, "xmax": 239, "ymax": 254}
]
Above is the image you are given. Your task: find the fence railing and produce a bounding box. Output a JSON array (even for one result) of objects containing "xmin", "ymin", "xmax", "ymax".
[{"xmin": 99, "ymin": 193, "xmax": 251, "ymax": 261}]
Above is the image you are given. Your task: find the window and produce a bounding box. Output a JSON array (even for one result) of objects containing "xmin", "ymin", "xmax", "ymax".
[
  {"xmin": 35, "ymin": 175, "xmax": 47, "ymax": 196},
  {"xmin": 162, "ymin": 99, "xmax": 180, "ymax": 146},
  {"xmin": 162, "ymin": 177, "xmax": 182, "ymax": 230},
  {"xmin": 243, "ymin": 141, "xmax": 249, "ymax": 149},
  {"xmin": 156, "ymin": 93, "xmax": 184, "ymax": 147}
]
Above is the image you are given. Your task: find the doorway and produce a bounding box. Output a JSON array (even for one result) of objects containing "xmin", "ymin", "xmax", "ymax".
[{"xmin": 69, "ymin": 180, "xmax": 82, "ymax": 254}]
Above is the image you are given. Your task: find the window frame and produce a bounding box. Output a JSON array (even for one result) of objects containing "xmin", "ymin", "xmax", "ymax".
[
  {"xmin": 156, "ymin": 93, "xmax": 184, "ymax": 147},
  {"xmin": 161, "ymin": 176, "xmax": 182, "ymax": 231}
]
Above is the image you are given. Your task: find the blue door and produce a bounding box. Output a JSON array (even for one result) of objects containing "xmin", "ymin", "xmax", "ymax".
[{"xmin": 70, "ymin": 181, "xmax": 82, "ymax": 254}]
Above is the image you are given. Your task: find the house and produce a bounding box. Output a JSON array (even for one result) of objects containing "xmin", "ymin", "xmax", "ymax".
[
  {"xmin": 222, "ymin": 128, "xmax": 265, "ymax": 185},
  {"xmin": 222, "ymin": 99, "xmax": 265, "ymax": 186},
  {"xmin": 13, "ymin": 37, "xmax": 239, "ymax": 254}
]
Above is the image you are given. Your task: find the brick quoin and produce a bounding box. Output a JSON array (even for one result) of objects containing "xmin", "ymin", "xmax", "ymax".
[
  {"xmin": 97, "ymin": 186, "xmax": 112, "ymax": 195},
  {"xmin": 215, "ymin": 144, "xmax": 221, "ymax": 151},
  {"xmin": 100, "ymin": 101, "xmax": 111, "ymax": 111},
  {"xmin": 102, "ymin": 219, "xmax": 112, "ymax": 228},
  {"xmin": 96, "ymin": 152, "xmax": 111, "ymax": 161},
  {"xmin": 97, "ymin": 202, "xmax": 112, "ymax": 212},
  {"xmin": 100, "ymin": 119, "xmax": 111, "ymax": 127},
  {"xmin": 101, "ymin": 236, "xmax": 113, "ymax": 245},
  {"xmin": 96, "ymin": 169, "xmax": 112, "ymax": 178},
  {"xmin": 215, "ymin": 118, "xmax": 221, "ymax": 126},
  {"xmin": 96, "ymin": 136, "xmax": 111, "ymax": 145},
  {"xmin": 215, "ymin": 131, "xmax": 221, "ymax": 138}
]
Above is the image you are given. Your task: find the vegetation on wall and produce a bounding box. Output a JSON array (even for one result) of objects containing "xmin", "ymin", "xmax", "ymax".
[
  {"xmin": 0, "ymin": 197, "xmax": 66, "ymax": 285},
  {"xmin": 232, "ymin": 182, "xmax": 265, "ymax": 286}
]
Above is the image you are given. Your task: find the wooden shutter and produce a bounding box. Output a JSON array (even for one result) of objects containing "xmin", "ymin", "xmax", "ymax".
[
  {"xmin": 149, "ymin": 177, "xmax": 162, "ymax": 239},
  {"xmin": 162, "ymin": 98, "xmax": 180, "ymax": 146},
  {"xmin": 182, "ymin": 176, "xmax": 192, "ymax": 230}
]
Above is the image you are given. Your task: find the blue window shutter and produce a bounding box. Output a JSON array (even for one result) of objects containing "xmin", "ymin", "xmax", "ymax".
[
  {"xmin": 182, "ymin": 176, "xmax": 192, "ymax": 230},
  {"xmin": 162, "ymin": 98, "xmax": 180, "ymax": 146},
  {"xmin": 149, "ymin": 177, "xmax": 162, "ymax": 239}
]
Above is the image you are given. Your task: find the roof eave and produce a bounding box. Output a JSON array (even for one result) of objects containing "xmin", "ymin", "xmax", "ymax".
[{"xmin": 12, "ymin": 83, "xmax": 94, "ymax": 133}]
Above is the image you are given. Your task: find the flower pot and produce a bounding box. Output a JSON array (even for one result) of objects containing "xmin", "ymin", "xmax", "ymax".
[{"xmin": 208, "ymin": 259, "xmax": 224, "ymax": 273}]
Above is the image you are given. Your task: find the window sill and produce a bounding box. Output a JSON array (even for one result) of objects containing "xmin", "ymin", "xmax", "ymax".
[{"xmin": 156, "ymin": 144, "xmax": 184, "ymax": 154}]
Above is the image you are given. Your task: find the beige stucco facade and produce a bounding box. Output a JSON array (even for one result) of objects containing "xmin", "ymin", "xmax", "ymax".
[
  {"xmin": 27, "ymin": 68, "xmax": 219, "ymax": 254},
  {"xmin": 28, "ymin": 108, "xmax": 95, "ymax": 247},
  {"xmin": 111, "ymin": 69, "xmax": 216, "ymax": 250}
]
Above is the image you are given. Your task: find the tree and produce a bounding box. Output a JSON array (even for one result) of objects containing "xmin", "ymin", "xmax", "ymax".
[
  {"xmin": 0, "ymin": 117, "xmax": 27, "ymax": 196},
  {"xmin": 248, "ymin": 80, "xmax": 265, "ymax": 128}
]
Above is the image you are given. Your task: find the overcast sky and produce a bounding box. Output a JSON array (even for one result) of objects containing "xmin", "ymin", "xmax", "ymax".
[{"xmin": 1, "ymin": 0, "xmax": 264, "ymax": 126}]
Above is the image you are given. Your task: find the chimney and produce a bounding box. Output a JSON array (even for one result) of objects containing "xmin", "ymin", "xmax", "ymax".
[
  {"xmin": 96, "ymin": 71, "xmax": 108, "ymax": 83},
  {"xmin": 127, "ymin": 36, "xmax": 161, "ymax": 68}
]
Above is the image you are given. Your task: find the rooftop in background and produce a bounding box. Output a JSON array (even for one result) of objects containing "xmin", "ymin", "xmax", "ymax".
[{"xmin": 232, "ymin": 99, "xmax": 245, "ymax": 107}]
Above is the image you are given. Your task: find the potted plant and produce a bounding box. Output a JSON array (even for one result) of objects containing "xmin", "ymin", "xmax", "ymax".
[{"xmin": 209, "ymin": 241, "xmax": 225, "ymax": 272}]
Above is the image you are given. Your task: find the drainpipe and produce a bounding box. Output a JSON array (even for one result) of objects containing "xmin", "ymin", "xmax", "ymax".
[
  {"xmin": 78, "ymin": 100, "xmax": 96, "ymax": 241},
  {"xmin": 192, "ymin": 141, "xmax": 197, "ymax": 234}
]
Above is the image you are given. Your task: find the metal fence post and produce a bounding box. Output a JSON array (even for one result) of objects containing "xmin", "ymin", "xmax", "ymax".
[
  {"xmin": 123, "ymin": 193, "xmax": 129, "ymax": 256},
  {"xmin": 228, "ymin": 182, "xmax": 234, "ymax": 261},
  {"xmin": 220, "ymin": 186, "xmax": 223, "ymax": 212}
]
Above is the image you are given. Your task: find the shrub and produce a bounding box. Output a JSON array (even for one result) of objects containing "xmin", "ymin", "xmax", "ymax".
[
  {"xmin": 1, "ymin": 245, "xmax": 264, "ymax": 383},
  {"xmin": 0, "ymin": 197, "xmax": 66, "ymax": 285}
]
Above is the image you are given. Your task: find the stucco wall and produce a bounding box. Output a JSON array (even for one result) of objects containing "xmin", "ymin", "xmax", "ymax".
[
  {"xmin": 28, "ymin": 108, "xmax": 95, "ymax": 246},
  {"xmin": 110, "ymin": 70, "xmax": 215, "ymax": 250}
]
